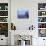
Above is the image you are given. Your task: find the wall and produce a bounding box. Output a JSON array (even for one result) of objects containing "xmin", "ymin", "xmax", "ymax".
[
  {"xmin": 11, "ymin": 0, "xmax": 38, "ymax": 30},
  {"xmin": 11, "ymin": 0, "xmax": 38, "ymax": 45},
  {"xmin": 11, "ymin": 0, "xmax": 46, "ymax": 46}
]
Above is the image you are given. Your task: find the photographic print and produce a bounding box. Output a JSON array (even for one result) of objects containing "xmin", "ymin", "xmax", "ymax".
[
  {"xmin": 0, "ymin": 23, "xmax": 8, "ymax": 37},
  {"xmin": 17, "ymin": 8, "xmax": 29, "ymax": 19},
  {"xmin": 38, "ymin": 29, "xmax": 46, "ymax": 37},
  {"xmin": 38, "ymin": 23, "xmax": 46, "ymax": 28},
  {"xmin": 38, "ymin": 11, "xmax": 46, "ymax": 16},
  {"xmin": 38, "ymin": 17, "xmax": 46, "ymax": 22},
  {"xmin": 38, "ymin": 3, "xmax": 46, "ymax": 10},
  {"xmin": 0, "ymin": 17, "xmax": 8, "ymax": 22}
]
